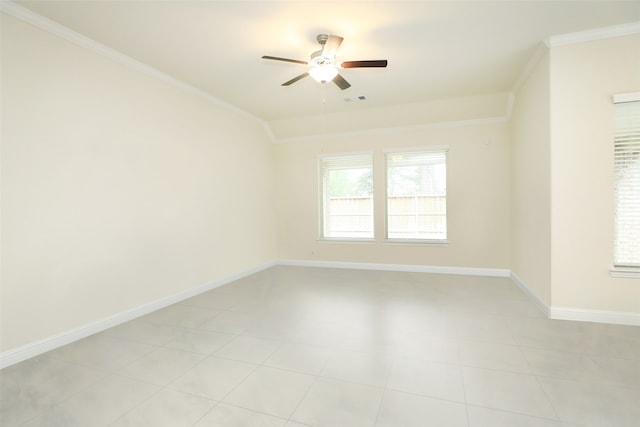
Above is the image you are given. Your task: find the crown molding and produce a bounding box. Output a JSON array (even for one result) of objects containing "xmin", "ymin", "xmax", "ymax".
[
  {"xmin": 0, "ymin": 1, "xmax": 272, "ymax": 136},
  {"xmin": 510, "ymin": 41, "xmax": 548, "ymax": 96},
  {"xmin": 545, "ymin": 21, "xmax": 640, "ymax": 48}
]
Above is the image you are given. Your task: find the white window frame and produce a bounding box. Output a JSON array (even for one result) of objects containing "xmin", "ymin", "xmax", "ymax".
[
  {"xmin": 611, "ymin": 92, "xmax": 640, "ymax": 278},
  {"xmin": 319, "ymin": 152, "xmax": 375, "ymax": 241},
  {"xmin": 384, "ymin": 147, "xmax": 448, "ymax": 243}
]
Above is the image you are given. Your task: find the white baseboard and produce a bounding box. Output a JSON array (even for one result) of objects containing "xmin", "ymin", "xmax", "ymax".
[
  {"xmin": 4, "ymin": 260, "xmax": 638, "ymax": 369},
  {"xmin": 509, "ymin": 271, "xmax": 551, "ymax": 317},
  {"xmin": 0, "ymin": 261, "xmax": 276, "ymax": 369},
  {"xmin": 509, "ymin": 271, "xmax": 640, "ymax": 326},
  {"xmin": 276, "ymin": 259, "xmax": 511, "ymax": 277},
  {"xmin": 549, "ymin": 307, "xmax": 640, "ymax": 326}
]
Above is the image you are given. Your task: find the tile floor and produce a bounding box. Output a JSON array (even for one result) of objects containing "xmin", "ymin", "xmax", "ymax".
[{"xmin": 1, "ymin": 266, "xmax": 639, "ymax": 427}]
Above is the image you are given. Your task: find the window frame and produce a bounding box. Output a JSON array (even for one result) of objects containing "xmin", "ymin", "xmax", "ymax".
[
  {"xmin": 611, "ymin": 92, "xmax": 640, "ymax": 277},
  {"xmin": 318, "ymin": 152, "xmax": 375, "ymax": 242},
  {"xmin": 384, "ymin": 146, "xmax": 448, "ymax": 244}
]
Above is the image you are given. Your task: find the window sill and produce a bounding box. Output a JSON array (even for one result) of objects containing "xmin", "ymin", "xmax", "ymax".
[
  {"xmin": 318, "ymin": 238, "xmax": 376, "ymax": 244},
  {"xmin": 609, "ymin": 267, "xmax": 640, "ymax": 278},
  {"xmin": 385, "ymin": 239, "xmax": 449, "ymax": 245}
]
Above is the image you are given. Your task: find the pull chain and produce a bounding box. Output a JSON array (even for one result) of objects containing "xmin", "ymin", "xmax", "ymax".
[{"xmin": 321, "ymin": 83, "xmax": 327, "ymax": 135}]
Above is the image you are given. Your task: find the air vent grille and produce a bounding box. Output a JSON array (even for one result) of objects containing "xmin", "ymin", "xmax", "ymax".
[{"xmin": 344, "ymin": 96, "xmax": 367, "ymax": 102}]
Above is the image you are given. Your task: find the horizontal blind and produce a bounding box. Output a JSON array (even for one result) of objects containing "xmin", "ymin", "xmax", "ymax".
[
  {"xmin": 614, "ymin": 98, "xmax": 640, "ymax": 267},
  {"xmin": 386, "ymin": 150, "xmax": 447, "ymax": 168},
  {"xmin": 320, "ymin": 154, "xmax": 372, "ymax": 170},
  {"xmin": 385, "ymin": 149, "xmax": 447, "ymax": 240}
]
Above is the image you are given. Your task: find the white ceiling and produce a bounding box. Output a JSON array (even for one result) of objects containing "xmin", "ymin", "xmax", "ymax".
[{"xmin": 10, "ymin": 1, "xmax": 640, "ymax": 131}]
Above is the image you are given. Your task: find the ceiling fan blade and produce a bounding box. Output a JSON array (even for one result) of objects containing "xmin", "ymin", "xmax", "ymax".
[
  {"xmin": 322, "ymin": 35, "xmax": 344, "ymax": 58},
  {"xmin": 333, "ymin": 73, "xmax": 351, "ymax": 90},
  {"xmin": 262, "ymin": 55, "xmax": 308, "ymax": 65},
  {"xmin": 282, "ymin": 72, "xmax": 309, "ymax": 86},
  {"xmin": 341, "ymin": 60, "xmax": 388, "ymax": 68}
]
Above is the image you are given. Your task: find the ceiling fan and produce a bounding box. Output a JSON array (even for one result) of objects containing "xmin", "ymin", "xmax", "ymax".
[{"xmin": 262, "ymin": 34, "xmax": 388, "ymax": 90}]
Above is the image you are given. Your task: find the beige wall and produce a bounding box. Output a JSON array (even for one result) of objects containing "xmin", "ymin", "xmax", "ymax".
[
  {"xmin": 1, "ymin": 14, "xmax": 277, "ymax": 352},
  {"xmin": 509, "ymin": 52, "xmax": 552, "ymax": 306},
  {"xmin": 2, "ymin": 10, "xmax": 638, "ymax": 357},
  {"xmin": 510, "ymin": 34, "xmax": 640, "ymax": 315},
  {"xmin": 269, "ymin": 93, "xmax": 511, "ymax": 140},
  {"xmin": 549, "ymin": 34, "xmax": 640, "ymax": 313},
  {"xmin": 275, "ymin": 119, "xmax": 511, "ymax": 270}
]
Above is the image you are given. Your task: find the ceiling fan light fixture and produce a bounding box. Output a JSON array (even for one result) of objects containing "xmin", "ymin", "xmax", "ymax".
[
  {"xmin": 309, "ymin": 65, "xmax": 339, "ymax": 84},
  {"xmin": 262, "ymin": 33, "xmax": 387, "ymax": 90}
]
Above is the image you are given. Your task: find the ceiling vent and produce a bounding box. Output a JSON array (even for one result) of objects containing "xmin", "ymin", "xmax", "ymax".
[{"xmin": 344, "ymin": 96, "xmax": 367, "ymax": 102}]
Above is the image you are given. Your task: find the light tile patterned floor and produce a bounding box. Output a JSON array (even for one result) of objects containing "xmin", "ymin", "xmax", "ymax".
[{"xmin": 1, "ymin": 266, "xmax": 639, "ymax": 427}]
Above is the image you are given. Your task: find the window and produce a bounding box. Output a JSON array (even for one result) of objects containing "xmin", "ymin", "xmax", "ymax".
[
  {"xmin": 320, "ymin": 154, "xmax": 373, "ymax": 239},
  {"xmin": 385, "ymin": 149, "xmax": 447, "ymax": 241},
  {"xmin": 614, "ymin": 93, "xmax": 640, "ymax": 271}
]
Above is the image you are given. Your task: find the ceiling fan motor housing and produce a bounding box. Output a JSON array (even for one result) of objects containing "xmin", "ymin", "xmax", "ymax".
[
  {"xmin": 310, "ymin": 50, "xmax": 333, "ymax": 66},
  {"xmin": 311, "ymin": 34, "xmax": 336, "ymax": 66},
  {"xmin": 316, "ymin": 34, "xmax": 329, "ymax": 45}
]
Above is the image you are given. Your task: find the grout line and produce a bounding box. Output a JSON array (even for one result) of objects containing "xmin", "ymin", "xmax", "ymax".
[
  {"xmin": 198, "ymin": 401, "xmax": 293, "ymax": 425},
  {"xmin": 457, "ymin": 340, "xmax": 472, "ymax": 427},
  {"xmin": 371, "ymin": 387, "xmax": 387, "ymax": 427},
  {"xmin": 188, "ymin": 400, "xmax": 220, "ymax": 427},
  {"xmin": 107, "ymin": 383, "xmax": 168, "ymax": 426},
  {"xmin": 286, "ymin": 374, "xmax": 321, "ymax": 425},
  {"xmin": 464, "ymin": 403, "xmax": 583, "ymax": 426},
  {"xmin": 516, "ymin": 339, "xmax": 562, "ymax": 423},
  {"xmin": 7, "ymin": 267, "xmax": 639, "ymax": 426}
]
